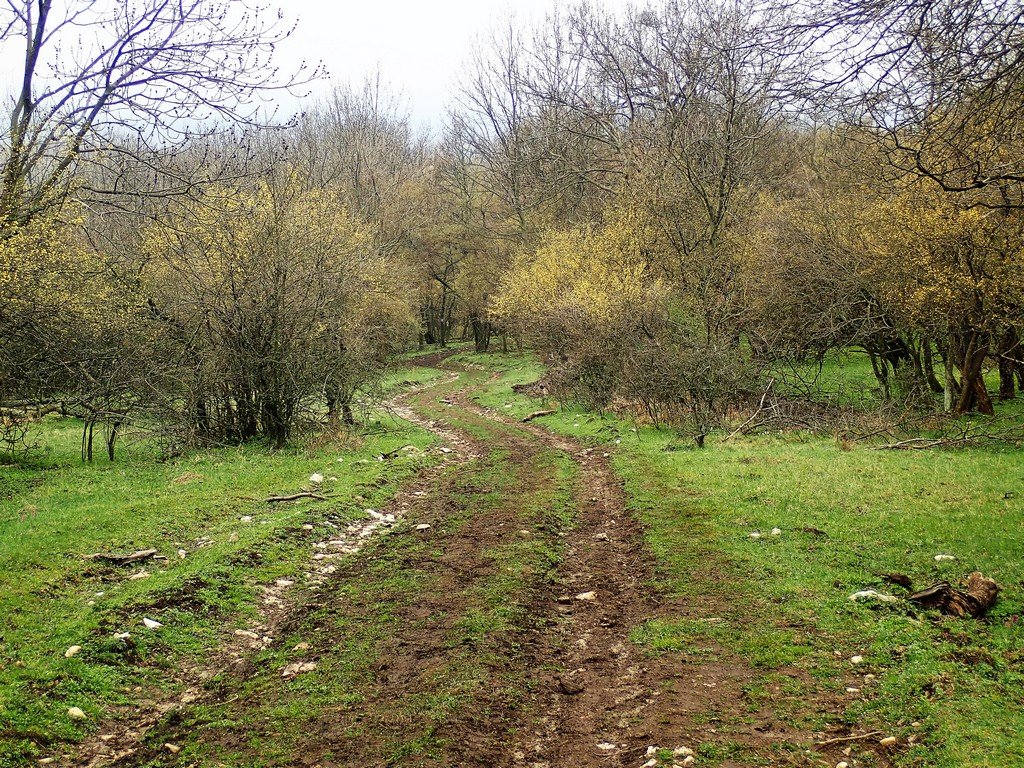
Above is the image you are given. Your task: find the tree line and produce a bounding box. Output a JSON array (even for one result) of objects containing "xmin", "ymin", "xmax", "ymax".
[{"xmin": 2, "ymin": 0, "xmax": 1022, "ymax": 455}]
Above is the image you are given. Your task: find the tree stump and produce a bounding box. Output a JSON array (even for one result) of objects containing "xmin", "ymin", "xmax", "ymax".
[{"xmin": 909, "ymin": 571, "xmax": 999, "ymax": 618}]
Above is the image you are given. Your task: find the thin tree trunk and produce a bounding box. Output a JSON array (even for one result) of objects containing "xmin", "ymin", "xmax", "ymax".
[
  {"xmin": 922, "ymin": 338, "xmax": 943, "ymax": 393},
  {"xmin": 106, "ymin": 420, "xmax": 121, "ymax": 461}
]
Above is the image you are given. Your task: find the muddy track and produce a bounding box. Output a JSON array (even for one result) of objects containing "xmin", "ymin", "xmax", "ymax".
[
  {"xmin": 70, "ymin": 357, "xmax": 845, "ymax": 768},
  {"xmin": 397, "ymin": 367, "xmax": 844, "ymax": 767}
]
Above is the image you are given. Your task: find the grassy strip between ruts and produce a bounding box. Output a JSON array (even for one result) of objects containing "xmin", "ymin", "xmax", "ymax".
[
  {"xmin": 0, "ymin": 375, "xmax": 445, "ymax": 767},
  {"xmin": 448, "ymin": 349, "xmax": 1024, "ymax": 768}
]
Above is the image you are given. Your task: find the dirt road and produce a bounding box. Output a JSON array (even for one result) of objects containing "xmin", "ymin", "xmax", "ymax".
[{"xmin": 74, "ymin": 356, "xmax": 840, "ymax": 768}]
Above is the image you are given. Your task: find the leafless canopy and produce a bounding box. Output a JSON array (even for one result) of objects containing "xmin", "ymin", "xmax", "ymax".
[
  {"xmin": 797, "ymin": 0, "xmax": 1024, "ymax": 206},
  {"xmin": 0, "ymin": 0, "xmax": 322, "ymax": 227}
]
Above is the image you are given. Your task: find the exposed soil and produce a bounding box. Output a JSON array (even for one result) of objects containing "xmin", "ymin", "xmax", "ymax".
[{"xmin": 67, "ymin": 356, "xmax": 865, "ymax": 768}]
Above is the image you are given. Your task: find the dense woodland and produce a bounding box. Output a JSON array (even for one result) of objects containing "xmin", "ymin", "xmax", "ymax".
[{"xmin": 2, "ymin": 0, "xmax": 1023, "ymax": 453}]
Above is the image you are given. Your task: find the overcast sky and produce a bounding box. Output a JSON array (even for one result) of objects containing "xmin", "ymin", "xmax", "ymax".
[
  {"xmin": 275, "ymin": 0, "xmax": 634, "ymax": 132},
  {"xmin": 0, "ymin": 0, "xmax": 635, "ymax": 136}
]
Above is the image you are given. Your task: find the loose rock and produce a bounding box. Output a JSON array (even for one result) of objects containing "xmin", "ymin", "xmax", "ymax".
[
  {"xmin": 849, "ymin": 589, "xmax": 899, "ymax": 603},
  {"xmin": 575, "ymin": 590, "xmax": 597, "ymax": 601},
  {"xmin": 880, "ymin": 736, "xmax": 897, "ymax": 746},
  {"xmin": 68, "ymin": 706, "xmax": 87, "ymax": 720},
  {"xmin": 142, "ymin": 617, "xmax": 162, "ymax": 630},
  {"xmin": 281, "ymin": 660, "xmax": 317, "ymax": 677},
  {"xmin": 64, "ymin": 645, "xmax": 82, "ymax": 659}
]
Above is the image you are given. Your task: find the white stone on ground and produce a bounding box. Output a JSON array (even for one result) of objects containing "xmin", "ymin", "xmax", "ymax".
[
  {"xmin": 281, "ymin": 661, "xmax": 317, "ymax": 678},
  {"xmin": 849, "ymin": 589, "xmax": 898, "ymax": 603}
]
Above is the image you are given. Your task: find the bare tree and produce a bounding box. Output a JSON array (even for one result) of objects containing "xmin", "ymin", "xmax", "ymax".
[
  {"xmin": 0, "ymin": 0, "xmax": 321, "ymax": 231},
  {"xmin": 798, "ymin": 0, "xmax": 1024, "ymax": 209}
]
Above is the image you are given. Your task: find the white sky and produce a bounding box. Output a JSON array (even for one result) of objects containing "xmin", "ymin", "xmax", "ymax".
[
  {"xmin": 0, "ymin": 0, "xmax": 636, "ymax": 135},
  {"xmin": 275, "ymin": 0, "xmax": 635, "ymax": 132}
]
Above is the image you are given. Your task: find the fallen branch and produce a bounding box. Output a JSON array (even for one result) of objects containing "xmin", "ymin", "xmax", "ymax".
[
  {"xmin": 909, "ymin": 572, "xmax": 999, "ymax": 618},
  {"xmin": 522, "ymin": 409, "xmax": 556, "ymax": 423},
  {"xmin": 265, "ymin": 492, "xmax": 327, "ymax": 503},
  {"xmin": 878, "ymin": 437, "xmax": 958, "ymax": 450},
  {"xmin": 725, "ymin": 379, "xmax": 775, "ymax": 441},
  {"xmin": 815, "ymin": 730, "xmax": 882, "ymax": 746},
  {"xmin": 85, "ymin": 548, "xmax": 158, "ymax": 565},
  {"xmin": 879, "ymin": 423, "xmax": 1024, "ymax": 450}
]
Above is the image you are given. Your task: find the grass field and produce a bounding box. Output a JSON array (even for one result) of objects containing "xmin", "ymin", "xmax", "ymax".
[
  {"xmin": 2, "ymin": 349, "xmax": 1022, "ymax": 767},
  {"xmin": 450, "ymin": 349, "xmax": 1024, "ymax": 768},
  {"xmin": 0, "ymin": 405, "xmax": 440, "ymax": 766}
]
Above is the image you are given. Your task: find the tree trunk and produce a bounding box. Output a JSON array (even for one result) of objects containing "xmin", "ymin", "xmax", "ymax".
[
  {"xmin": 82, "ymin": 419, "xmax": 95, "ymax": 463},
  {"xmin": 909, "ymin": 572, "xmax": 999, "ymax": 618},
  {"xmin": 470, "ymin": 311, "xmax": 491, "ymax": 353},
  {"xmin": 106, "ymin": 420, "xmax": 121, "ymax": 461},
  {"xmin": 922, "ymin": 338, "xmax": 944, "ymax": 393},
  {"xmin": 953, "ymin": 331, "xmax": 994, "ymax": 415},
  {"xmin": 997, "ymin": 327, "xmax": 1021, "ymax": 400},
  {"xmin": 868, "ymin": 349, "xmax": 890, "ymax": 400},
  {"xmin": 942, "ymin": 342, "xmax": 959, "ymax": 412}
]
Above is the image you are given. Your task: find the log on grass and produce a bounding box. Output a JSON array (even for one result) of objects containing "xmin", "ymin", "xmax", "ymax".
[
  {"xmin": 86, "ymin": 548, "xmax": 158, "ymax": 565},
  {"xmin": 909, "ymin": 571, "xmax": 999, "ymax": 618},
  {"xmin": 522, "ymin": 409, "xmax": 556, "ymax": 423},
  {"xmin": 265, "ymin": 492, "xmax": 327, "ymax": 503}
]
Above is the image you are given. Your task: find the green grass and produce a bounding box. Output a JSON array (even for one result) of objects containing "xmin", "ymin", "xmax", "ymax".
[
  {"xmin": 4, "ymin": 346, "xmax": 1022, "ymax": 767},
  {"xmin": 459, "ymin": 348, "xmax": 1024, "ymax": 768},
  {"xmin": 0, "ymin": 413, "xmax": 438, "ymax": 766}
]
